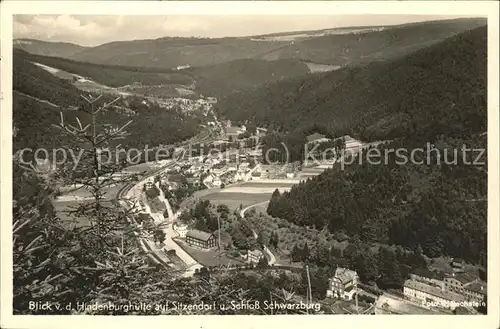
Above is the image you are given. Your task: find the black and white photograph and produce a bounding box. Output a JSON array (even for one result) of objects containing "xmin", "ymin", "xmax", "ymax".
[{"xmin": 1, "ymin": 1, "xmax": 499, "ymax": 328}]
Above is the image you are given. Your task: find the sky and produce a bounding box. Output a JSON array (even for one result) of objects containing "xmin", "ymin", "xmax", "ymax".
[{"xmin": 13, "ymin": 14, "xmax": 472, "ymax": 47}]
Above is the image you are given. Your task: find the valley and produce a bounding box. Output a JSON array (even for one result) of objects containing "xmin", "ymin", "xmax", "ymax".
[{"xmin": 11, "ymin": 15, "xmax": 489, "ymax": 316}]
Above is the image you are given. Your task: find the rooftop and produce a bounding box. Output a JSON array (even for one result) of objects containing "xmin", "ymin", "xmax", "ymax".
[
  {"xmin": 226, "ymin": 127, "xmax": 241, "ymax": 135},
  {"xmin": 412, "ymin": 267, "xmax": 446, "ymax": 281},
  {"xmin": 445, "ymin": 272, "xmax": 477, "ymax": 285},
  {"xmin": 464, "ymin": 281, "xmax": 487, "ymax": 295},
  {"xmin": 404, "ymin": 280, "xmax": 465, "ymax": 302},
  {"xmin": 248, "ymin": 249, "xmax": 263, "ymax": 257},
  {"xmin": 306, "ymin": 132, "xmax": 328, "ymax": 143},
  {"xmin": 186, "ymin": 229, "xmax": 214, "ymax": 241},
  {"xmin": 137, "ymin": 213, "xmax": 153, "ymax": 223},
  {"xmin": 333, "ymin": 267, "xmax": 358, "ymax": 284}
]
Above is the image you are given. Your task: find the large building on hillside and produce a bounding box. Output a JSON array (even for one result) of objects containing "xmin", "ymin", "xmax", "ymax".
[
  {"xmin": 410, "ymin": 267, "xmax": 446, "ymax": 288},
  {"xmin": 326, "ymin": 267, "xmax": 358, "ymax": 300},
  {"xmin": 403, "ymin": 279, "xmax": 465, "ymax": 310},
  {"xmin": 407, "ymin": 269, "xmax": 487, "ymax": 307},
  {"xmin": 444, "ymin": 273, "xmax": 487, "ymax": 304},
  {"xmin": 186, "ymin": 230, "xmax": 217, "ymax": 249}
]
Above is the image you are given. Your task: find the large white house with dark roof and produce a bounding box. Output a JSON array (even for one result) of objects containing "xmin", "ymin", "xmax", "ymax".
[
  {"xmin": 326, "ymin": 267, "xmax": 358, "ymax": 300},
  {"xmin": 403, "ymin": 279, "xmax": 465, "ymax": 310}
]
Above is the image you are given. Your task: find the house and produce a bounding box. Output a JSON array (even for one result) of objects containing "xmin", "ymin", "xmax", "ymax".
[
  {"xmin": 144, "ymin": 181, "xmax": 154, "ymax": 190},
  {"xmin": 403, "ymin": 279, "xmax": 465, "ymax": 310},
  {"xmin": 462, "ymin": 281, "xmax": 487, "ymax": 305},
  {"xmin": 443, "ymin": 272, "xmax": 477, "ymax": 294},
  {"xmin": 451, "ymin": 258, "xmax": 465, "ymax": 271},
  {"xmin": 212, "ymin": 177, "xmax": 222, "ymax": 187},
  {"xmin": 410, "ymin": 268, "xmax": 446, "ymax": 288},
  {"xmin": 186, "ymin": 230, "xmax": 217, "ymax": 249},
  {"xmin": 256, "ymin": 127, "xmax": 267, "ymax": 136},
  {"xmin": 444, "ymin": 273, "xmax": 486, "ymax": 304},
  {"xmin": 247, "ymin": 249, "xmax": 264, "ymax": 264},
  {"xmin": 233, "ymin": 172, "xmax": 243, "ymax": 182},
  {"xmin": 186, "ymin": 177, "xmax": 201, "ymax": 187},
  {"xmin": 225, "ymin": 126, "xmax": 243, "ymax": 140},
  {"xmin": 204, "ymin": 174, "xmax": 214, "ymax": 184},
  {"xmin": 174, "ymin": 223, "xmax": 188, "ymax": 238},
  {"xmin": 326, "ymin": 267, "xmax": 358, "ymax": 300},
  {"xmin": 211, "ymin": 166, "xmax": 225, "ymax": 175},
  {"xmin": 227, "ymin": 163, "xmax": 238, "ymax": 171},
  {"xmin": 251, "ymin": 171, "xmax": 262, "ymax": 180},
  {"xmin": 306, "ymin": 132, "xmax": 331, "ymax": 144},
  {"xmin": 212, "ymin": 139, "xmax": 229, "ymax": 146}
]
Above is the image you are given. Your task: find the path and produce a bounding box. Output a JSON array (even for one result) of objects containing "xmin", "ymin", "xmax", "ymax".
[
  {"xmin": 239, "ymin": 201, "xmax": 276, "ymax": 265},
  {"xmin": 126, "ymin": 179, "xmax": 201, "ymax": 277},
  {"xmin": 156, "ymin": 182, "xmax": 202, "ymax": 276}
]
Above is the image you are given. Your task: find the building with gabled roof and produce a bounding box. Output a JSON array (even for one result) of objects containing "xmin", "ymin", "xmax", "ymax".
[
  {"xmin": 403, "ymin": 279, "xmax": 465, "ymax": 310},
  {"xmin": 247, "ymin": 249, "xmax": 264, "ymax": 264},
  {"xmin": 186, "ymin": 229, "xmax": 217, "ymax": 249},
  {"xmin": 326, "ymin": 267, "xmax": 358, "ymax": 300}
]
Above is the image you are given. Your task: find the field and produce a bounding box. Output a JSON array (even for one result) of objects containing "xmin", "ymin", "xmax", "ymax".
[
  {"xmin": 201, "ymin": 192, "xmax": 271, "ymax": 210},
  {"xmin": 194, "ymin": 180, "xmax": 298, "ymax": 210}
]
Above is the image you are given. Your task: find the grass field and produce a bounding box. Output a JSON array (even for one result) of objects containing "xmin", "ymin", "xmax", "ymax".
[
  {"xmin": 201, "ymin": 192, "xmax": 272, "ymax": 210},
  {"xmin": 231, "ymin": 182, "xmax": 297, "ymax": 188},
  {"xmin": 190, "ymin": 180, "xmax": 300, "ymax": 211}
]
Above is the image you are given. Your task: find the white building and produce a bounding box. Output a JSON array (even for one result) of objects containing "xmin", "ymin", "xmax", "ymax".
[
  {"xmin": 213, "ymin": 177, "xmax": 222, "ymax": 187},
  {"xmin": 247, "ymin": 249, "xmax": 264, "ymax": 264},
  {"xmin": 403, "ymin": 279, "xmax": 465, "ymax": 310},
  {"xmin": 174, "ymin": 223, "xmax": 188, "ymax": 238},
  {"xmin": 326, "ymin": 267, "xmax": 358, "ymax": 300}
]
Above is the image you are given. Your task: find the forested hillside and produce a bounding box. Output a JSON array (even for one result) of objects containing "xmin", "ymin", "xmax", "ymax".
[
  {"xmin": 188, "ymin": 58, "xmax": 310, "ymax": 96},
  {"xmin": 15, "ymin": 49, "xmax": 311, "ymax": 97},
  {"xmin": 13, "ymin": 53, "xmax": 201, "ymax": 153},
  {"xmin": 14, "ymin": 49, "xmax": 193, "ymax": 87},
  {"xmin": 217, "ymin": 26, "xmax": 487, "ymax": 144},
  {"xmin": 266, "ymin": 26, "xmax": 487, "ymax": 265}
]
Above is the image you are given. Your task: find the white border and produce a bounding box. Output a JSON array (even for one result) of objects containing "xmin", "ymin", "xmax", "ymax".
[{"xmin": 1, "ymin": 2, "xmax": 499, "ymax": 329}]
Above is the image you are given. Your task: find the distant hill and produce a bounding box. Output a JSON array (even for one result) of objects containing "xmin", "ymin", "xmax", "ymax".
[
  {"xmin": 216, "ymin": 25, "xmax": 487, "ymax": 144},
  {"xmin": 14, "ymin": 49, "xmax": 310, "ymax": 97},
  {"xmin": 12, "ymin": 52, "xmax": 202, "ymax": 153},
  {"xmin": 13, "ymin": 39, "xmax": 88, "ymax": 58},
  {"xmin": 258, "ymin": 18, "xmax": 487, "ymax": 65},
  {"xmin": 15, "ymin": 18, "xmax": 486, "ymax": 69}
]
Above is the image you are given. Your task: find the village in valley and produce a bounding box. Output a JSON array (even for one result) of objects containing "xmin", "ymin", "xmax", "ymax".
[
  {"xmin": 10, "ymin": 12, "xmax": 491, "ymax": 318},
  {"xmin": 116, "ymin": 102, "xmax": 487, "ymax": 314}
]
